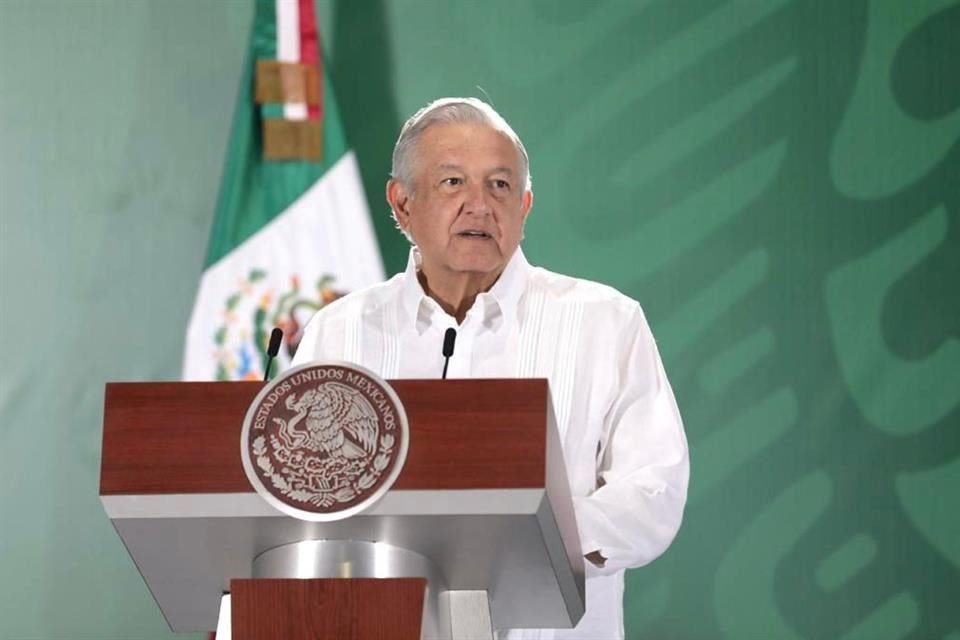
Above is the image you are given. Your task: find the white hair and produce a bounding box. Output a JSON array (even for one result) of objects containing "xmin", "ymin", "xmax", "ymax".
[{"xmin": 390, "ymin": 97, "xmax": 532, "ymax": 194}]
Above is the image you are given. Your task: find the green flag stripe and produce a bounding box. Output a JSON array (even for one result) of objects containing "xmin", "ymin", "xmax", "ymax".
[{"xmin": 252, "ymin": 0, "xmax": 276, "ymax": 61}]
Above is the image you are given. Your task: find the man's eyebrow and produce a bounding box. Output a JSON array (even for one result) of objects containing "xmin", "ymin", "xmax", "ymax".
[{"xmin": 433, "ymin": 163, "xmax": 514, "ymax": 173}]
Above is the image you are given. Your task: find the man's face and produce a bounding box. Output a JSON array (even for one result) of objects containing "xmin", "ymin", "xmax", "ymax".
[{"xmin": 387, "ymin": 122, "xmax": 533, "ymax": 289}]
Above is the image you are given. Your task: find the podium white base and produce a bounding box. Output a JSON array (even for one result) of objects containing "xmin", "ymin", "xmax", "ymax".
[
  {"xmin": 445, "ymin": 590, "xmax": 494, "ymax": 640},
  {"xmin": 215, "ymin": 593, "xmax": 231, "ymax": 640}
]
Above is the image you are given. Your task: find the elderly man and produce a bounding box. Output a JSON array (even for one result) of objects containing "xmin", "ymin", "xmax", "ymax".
[{"xmin": 292, "ymin": 97, "xmax": 689, "ymax": 640}]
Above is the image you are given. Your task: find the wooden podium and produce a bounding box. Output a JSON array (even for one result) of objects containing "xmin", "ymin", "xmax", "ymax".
[{"xmin": 100, "ymin": 379, "xmax": 585, "ymax": 639}]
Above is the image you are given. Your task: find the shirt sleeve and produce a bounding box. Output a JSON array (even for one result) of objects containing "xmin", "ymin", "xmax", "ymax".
[{"xmin": 573, "ymin": 305, "xmax": 689, "ymax": 574}]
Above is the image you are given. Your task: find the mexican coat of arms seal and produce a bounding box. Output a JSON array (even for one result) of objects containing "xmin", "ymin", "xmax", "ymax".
[{"xmin": 241, "ymin": 362, "xmax": 409, "ymax": 521}]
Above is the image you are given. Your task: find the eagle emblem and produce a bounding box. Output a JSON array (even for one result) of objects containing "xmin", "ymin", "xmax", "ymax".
[{"xmin": 241, "ymin": 363, "xmax": 409, "ymax": 521}]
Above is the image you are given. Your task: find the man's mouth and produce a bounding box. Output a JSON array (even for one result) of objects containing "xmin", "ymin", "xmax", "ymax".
[{"xmin": 457, "ymin": 230, "xmax": 493, "ymax": 239}]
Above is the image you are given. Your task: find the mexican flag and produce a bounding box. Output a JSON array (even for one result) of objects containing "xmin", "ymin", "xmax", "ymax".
[{"xmin": 183, "ymin": 0, "xmax": 384, "ymax": 381}]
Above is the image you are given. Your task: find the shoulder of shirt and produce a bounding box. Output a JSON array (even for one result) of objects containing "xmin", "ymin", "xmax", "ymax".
[
  {"xmin": 527, "ymin": 265, "xmax": 643, "ymax": 315},
  {"xmin": 307, "ymin": 273, "xmax": 405, "ymax": 324}
]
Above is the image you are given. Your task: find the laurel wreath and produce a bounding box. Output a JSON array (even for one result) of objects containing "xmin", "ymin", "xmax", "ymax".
[{"xmin": 252, "ymin": 432, "xmax": 396, "ymax": 509}]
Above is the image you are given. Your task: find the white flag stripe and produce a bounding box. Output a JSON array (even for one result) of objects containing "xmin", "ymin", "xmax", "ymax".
[
  {"xmin": 276, "ymin": 0, "xmax": 299, "ymax": 63},
  {"xmin": 285, "ymin": 103, "xmax": 309, "ymax": 121},
  {"xmin": 182, "ymin": 152, "xmax": 384, "ymax": 380},
  {"xmin": 276, "ymin": 0, "xmax": 307, "ymax": 121}
]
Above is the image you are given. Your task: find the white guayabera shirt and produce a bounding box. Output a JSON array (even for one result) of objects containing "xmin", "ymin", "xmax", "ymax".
[{"xmin": 292, "ymin": 248, "xmax": 690, "ymax": 640}]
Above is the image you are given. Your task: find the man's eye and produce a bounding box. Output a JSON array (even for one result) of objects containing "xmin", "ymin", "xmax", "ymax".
[
  {"xmin": 492, "ymin": 179, "xmax": 510, "ymax": 190},
  {"xmin": 442, "ymin": 177, "xmax": 463, "ymax": 187}
]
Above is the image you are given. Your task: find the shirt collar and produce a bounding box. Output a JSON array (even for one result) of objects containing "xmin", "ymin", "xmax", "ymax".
[{"xmin": 399, "ymin": 246, "xmax": 531, "ymax": 335}]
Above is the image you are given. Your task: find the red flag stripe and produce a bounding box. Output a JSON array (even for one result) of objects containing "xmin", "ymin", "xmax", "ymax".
[{"xmin": 297, "ymin": 0, "xmax": 323, "ymax": 120}]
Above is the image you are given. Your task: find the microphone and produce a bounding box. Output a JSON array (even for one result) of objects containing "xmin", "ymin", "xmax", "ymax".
[
  {"xmin": 263, "ymin": 328, "xmax": 284, "ymax": 382},
  {"xmin": 441, "ymin": 328, "xmax": 456, "ymax": 379}
]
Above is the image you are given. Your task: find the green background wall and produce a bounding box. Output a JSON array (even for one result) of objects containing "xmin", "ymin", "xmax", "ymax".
[{"xmin": 1, "ymin": 1, "xmax": 957, "ymax": 638}]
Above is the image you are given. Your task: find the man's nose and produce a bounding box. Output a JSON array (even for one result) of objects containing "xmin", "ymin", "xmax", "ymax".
[{"xmin": 462, "ymin": 181, "xmax": 492, "ymax": 215}]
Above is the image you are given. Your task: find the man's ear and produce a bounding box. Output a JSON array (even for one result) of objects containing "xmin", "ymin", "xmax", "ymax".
[
  {"xmin": 386, "ymin": 179, "xmax": 412, "ymax": 231},
  {"xmin": 521, "ymin": 189, "xmax": 534, "ymax": 222}
]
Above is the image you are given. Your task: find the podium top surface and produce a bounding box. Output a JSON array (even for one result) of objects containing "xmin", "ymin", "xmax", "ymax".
[{"xmin": 101, "ymin": 378, "xmax": 549, "ymax": 495}]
